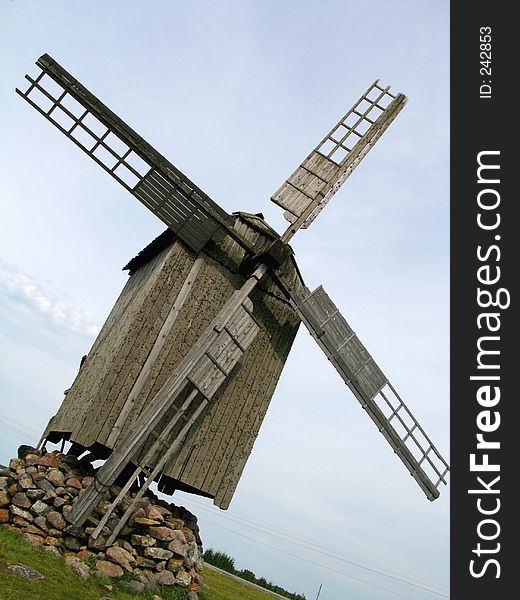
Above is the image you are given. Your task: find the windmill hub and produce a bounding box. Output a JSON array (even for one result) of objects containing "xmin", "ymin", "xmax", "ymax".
[{"xmin": 239, "ymin": 236, "xmax": 294, "ymax": 278}]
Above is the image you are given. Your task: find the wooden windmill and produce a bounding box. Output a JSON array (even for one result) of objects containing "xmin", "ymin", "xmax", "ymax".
[{"xmin": 17, "ymin": 55, "xmax": 449, "ymax": 543}]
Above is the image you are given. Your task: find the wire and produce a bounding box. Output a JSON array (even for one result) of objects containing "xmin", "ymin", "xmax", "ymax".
[
  {"xmin": 0, "ymin": 415, "xmax": 40, "ymax": 438},
  {"xmin": 0, "ymin": 414, "xmax": 447, "ymax": 599},
  {"xmin": 185, "ymin": 497, "xmax": 448, "ymax": 598},
  {"xmin": 203, "ymin": 516, "xmax": 421, "ymax": 600}
]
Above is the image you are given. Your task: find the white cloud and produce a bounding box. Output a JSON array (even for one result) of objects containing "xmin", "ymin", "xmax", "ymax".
[{"xmin": 0, "ymin": 259, "xmax": 100, "ymax": 338}]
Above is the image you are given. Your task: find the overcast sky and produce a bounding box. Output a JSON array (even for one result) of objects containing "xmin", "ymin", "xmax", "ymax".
[{"xmin": 0, "ymin": 2, "xmax": 449, "ymax": 599}]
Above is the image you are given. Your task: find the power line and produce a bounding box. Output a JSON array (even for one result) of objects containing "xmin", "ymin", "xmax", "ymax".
[
  {"xmin": 203, "ymin": 516, "xmax": 420, "ymax": 600},
  {"xmin": 0, "ymin": 415, "xmax": 447, "ymax": 599},
  {"xmin": 0, "ymin": 415, "xmax": 40, "ymax": 437},
  {"xmin": 184, "ymin": 497, "xmax": 448, "ymax": 598}
]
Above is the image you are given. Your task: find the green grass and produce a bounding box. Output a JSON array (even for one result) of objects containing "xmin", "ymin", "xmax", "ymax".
[
  {"xmin": 200, "ymin": 568, "xmax": 279, "ymax": 600},
  {"xmin": 0, "ymin": 526, "xmax": 185, "ymax": 600},
  {"xmin": 0, "ymin": 526, "xmax": 275, "ymax": 600}
]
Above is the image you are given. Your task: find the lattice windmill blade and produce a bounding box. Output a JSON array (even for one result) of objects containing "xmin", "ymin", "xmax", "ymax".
[
  {"xmin": 278, "ymin": 279, "xmax": 449, "ymax": 500},
  {"xmin": 16, "ymin": 54, "xmax": 254, "ymax": 254},
  {"xmin": 273, "ymin": 80, "xmax": 407, "ymax": 234}
]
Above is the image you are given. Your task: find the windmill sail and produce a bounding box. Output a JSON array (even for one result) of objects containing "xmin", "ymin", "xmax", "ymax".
[
  {"xmin": 284, "ymin": 283, "xmax": 449, "ymax": 500},
  {"xmin": 16, "ymin": 54, "xmax": 254, "ymax": 254},
  {"xmin": 272, "ymin": 80, "xmax": 407, "ymax": 232}
]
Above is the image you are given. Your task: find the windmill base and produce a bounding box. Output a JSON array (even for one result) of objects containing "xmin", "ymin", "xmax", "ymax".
[{"xmin": 0, "ymin": 444, "xmax": 204, "ymax": 595}]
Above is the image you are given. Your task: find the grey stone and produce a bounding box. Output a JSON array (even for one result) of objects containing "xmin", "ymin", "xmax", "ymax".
[
  {"xmin": 65, "ymin": 556, "xmax": 91, "ymax": 578},
  {"xmin": 148, "ymin": 525, "xmax": 176, "ymax": 541},
  {"xmin": 106, "ymin": 546, "xmax": 134, "ymax": 571},
  {"xmin": 47, "ymin": 469, "xmax": 65, "ymax": 487},
  {"xmin": 43, "ymin": 545, "xmax": 62, "ymax": 558},
  {"xmin": 53, "ymin": 497, "xmax": 66, "ymax": 509},
  {"xmin": 143, "ymin": 573, "xmax": 157, "ymax": 592},
  {"xmin": 175, "ymin": 569, "xmax": 191, "ymax": 587},
  {"xmin": 10, "ymin": 505, "xmax": 33, "ymax": 521},
  {"xmin": 24, "ymin": 454, "xmax": 40, "ymax": 466},
  {"xmin": 167, "ymin": 539, "xmax": 187, "ymax": 557},
  {"xmin": 0, "ymin": 476, "xmax": 15, "ymax": 491},
  {"xmin": 144, "ymin": 547, "xmax": 173, "ymax": 561},
  {"xmin": 7, "ymin": 564, "xmax": 44, "ymax": 580},
  {"xmin": 22, "ymin": 533, "xmax": 44, "ymax": 547},
  {"xmin": 88, "ymin": 534, "xmax": 108, "ymax": 550},
  {"xmin": 43, "ymin": 489, "xmax": 58, "ymax": 502},
  {"xmin": 156, "ymin": 560, "xmax": 166, "ymax": 572},
  {"xmin": 47, "ymin": 511, "xmax": 66, "ymax": 530},
  {"xmin": 26, "ymin": 488, "xmax": 45, "ymax": 500},
  {"xmin": 120, "ymin": 580, "xmax": 145, "ymax": 594},
  {"xmin": 31, "ymin": 500, "xmax": 51, "ymax": 516},
  {"xmin": 167, "ymin": 558, "xmax": 184, "ymax": 573},
  {"xmin": 64, "ymin": 524, "xmax": 87, "ymax": 540},
  {"xmin": 48, "ymin": 528, "xmax": 64, "ymax": 537},
  {"xmin": 130, "ymin": 533, "xmax": 156, "ymax": 547},
  {"xmin": 34, "ymin": 515, "xmax": 49, "ymax": 532},
  {"xmin": 96, "ymin": 560, "xmax": 124, "ymax": 578},
  {"xmin": 12, "ymin": 492, "xmax": 31, "ymax": 509},
  {"xmin": 64, "ymin": 535, "xmax": 82, "ymax": 551},
  {"xmin": 18, "ymin": 445, "xmax": 38, "ymax": 459},
  {"xmin": 9, "ymin": 458, "xmax": 24, "ymax": 471},
  {"xmin": 35, "ymin": 477, "xmax": 55, "ymax": 493},
  {"xmin": 153, "ymin": 569, "xmax": 176, "ymax": 586},
  {"xmin": 18, "ymin": 473, "xmax": 35, "ymax": 489},
  {"xmin": 44, "ymin": 535, "xmax": 64, "ymax": 547}
]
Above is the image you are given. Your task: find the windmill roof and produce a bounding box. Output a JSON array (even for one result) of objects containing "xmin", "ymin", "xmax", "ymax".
[
  {"xmin": 231, "ymin": 211, "xmax": 280, "ymax": 240},
  {"xmin": 123, "ymin": 228, "xmax": 176, "ymax": 274},
  {"xmin": 123, "ymin": 212, "xmax": 284, "ymax": 275}
]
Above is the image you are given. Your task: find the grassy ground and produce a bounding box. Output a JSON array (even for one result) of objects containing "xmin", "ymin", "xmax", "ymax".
[
  {"xmin": 0, "ymin": 526, "xmax": 273, "ymax": 600},
  {"xmin": 0, "ymin": 526, "xmax": 184, "ymax": 600},
  {"xmin": 200, "ymin": 568, "xmax": 279, "ymax": 600}
]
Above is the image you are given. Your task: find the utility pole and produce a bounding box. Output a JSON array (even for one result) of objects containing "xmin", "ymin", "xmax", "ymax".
[{"xmin": 315, "ymin": 583, "xmax": 323, "ymax": 599}]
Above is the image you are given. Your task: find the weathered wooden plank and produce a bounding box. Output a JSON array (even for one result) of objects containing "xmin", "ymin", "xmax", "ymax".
[
  {"xmin": 46, "ymin": 251, "xmax": 163, "ymax": 440},
  {"xmin": 302, "ymin": 152, "xmax": 338, "ymax": 181},
  {"xmin": 189, "ymin": 302, "xmax": 259, "ymax": 400},
  {"xmin": 198, "ymin": 312, "xmax": 278, "ymax": 493},
  {"xmin": 98, "ymin": 245, "xmax": 196, "ymax": 445},
  {"xmin": 215, "ymin": 316, "xmax": 296, "ymax": 507},
  {"xmin": 158, "ymin": 267, "xmax": 246, "ymax": 478},
  {"xmin": 183, "ymin": 314, "xmax": 273, "ymax": 491},
  {"xmin": 187, "ymin": 289, "xmax": 298, "ymax": 497},
  {"xmin": 287, "ymin": 169, "xmax": 326, "ymax": 201},
  {"xmin": 97, "ymin": 244, "xmax": 196, "ymax": 446},
  {"xmin": 78, "ymin": 244, "xmax": 177, "ymax": 446},
  {"xmin": 105, "ymin": 254, "xmax": 204, "ymax": 447},
  {"xmin": 47, "ymin": 254, "xmax": 154, "ymax": 434},
  {"xmin": 172, "ymin": 289, "xmax": 263, "ymax": 487},
  {"xmin": 116, "ymin": 256, "xmax": 240, "ymax": 444}
]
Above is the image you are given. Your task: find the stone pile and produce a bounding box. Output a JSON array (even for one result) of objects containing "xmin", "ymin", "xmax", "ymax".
[{"xmin": 0, "ymin": 445, "xmax": 204, "ymax": 597}]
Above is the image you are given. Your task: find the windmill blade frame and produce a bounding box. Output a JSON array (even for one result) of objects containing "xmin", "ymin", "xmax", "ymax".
[
  {"xmin": 277, "ymin": 277, "xmax": 449, "ymax": 500},
  {"xmin": 16, "ymin": 54, "xmax": 255, "ymax": 254},
  {"xmin": 273, "ymin": 80, "xmax": 407, "ymax": 238}
]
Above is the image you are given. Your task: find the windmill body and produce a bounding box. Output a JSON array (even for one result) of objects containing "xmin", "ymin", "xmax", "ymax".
[
  {"xmin": 16, "ymin": 54, "xmax": 449, "ymax": 536},
  {"xmin": 45, "ymin": 213, "xmax": 301, "ymax": 509}
]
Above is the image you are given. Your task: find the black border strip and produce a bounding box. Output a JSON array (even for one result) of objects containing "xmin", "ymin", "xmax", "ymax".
[{"xmin": 451, "ymin": 2, "xmax": 516, "ymax": 597}]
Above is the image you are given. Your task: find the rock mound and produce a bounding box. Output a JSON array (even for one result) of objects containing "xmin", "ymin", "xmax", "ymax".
[{"xmin": 0, "ymin": 446, "xmax": 204, "ymax": 596}]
